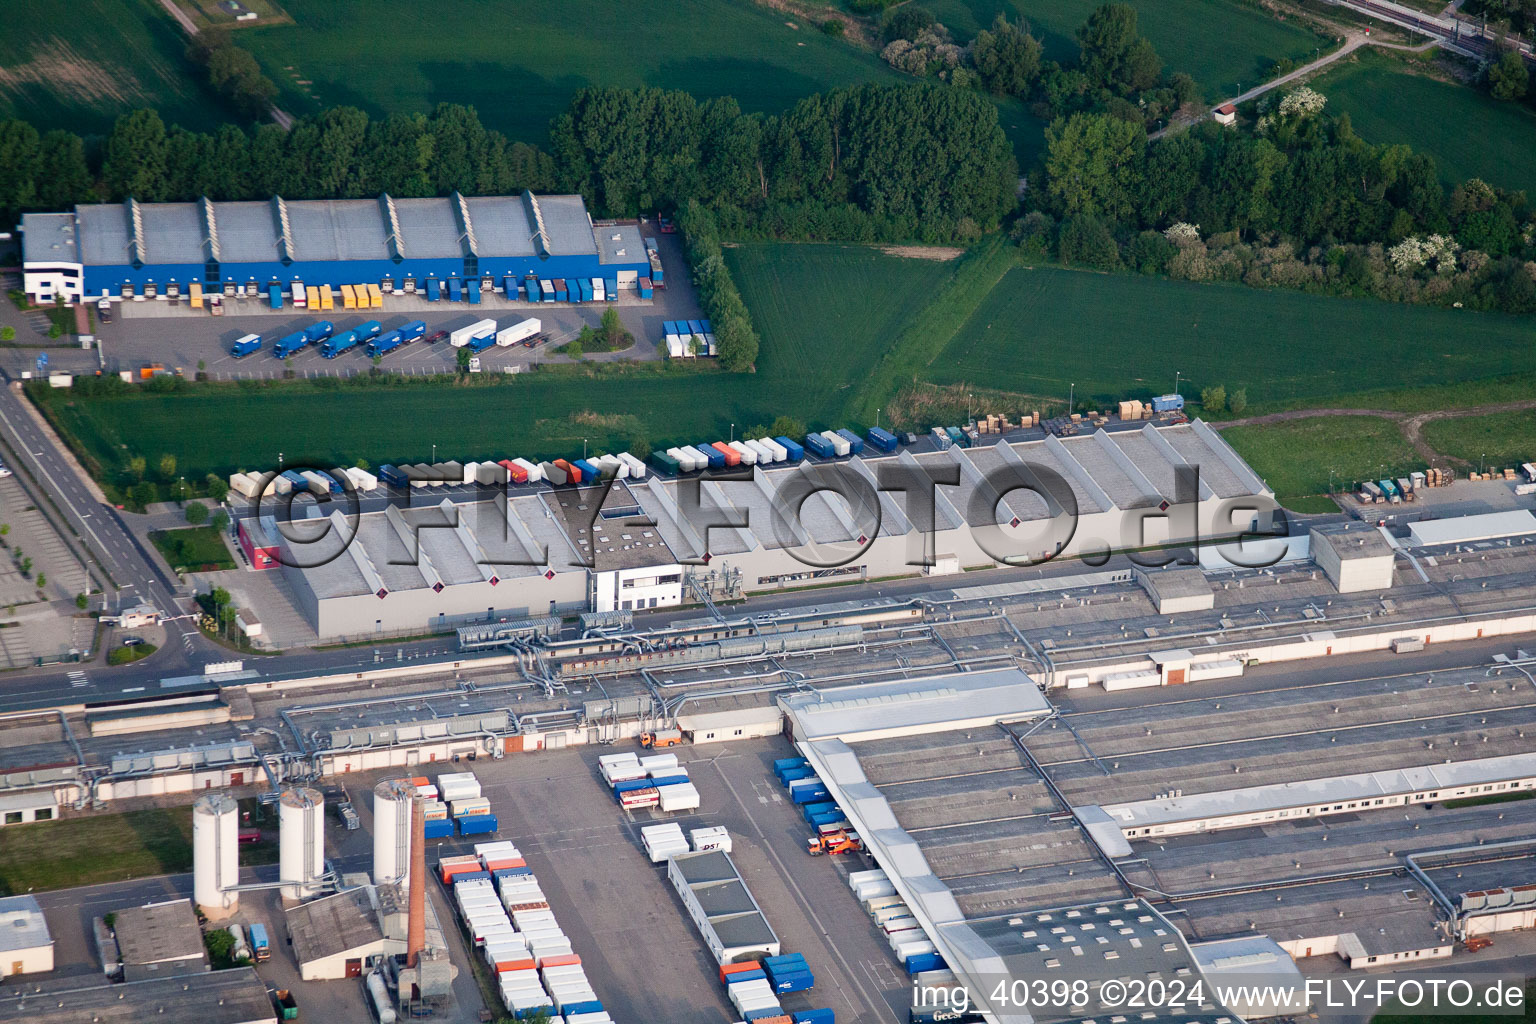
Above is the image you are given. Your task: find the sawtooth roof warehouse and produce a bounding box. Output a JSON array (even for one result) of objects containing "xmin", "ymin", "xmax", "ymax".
[
  {"xmin": 19, "ymin": 191, "xmax": 650, "ymax": 304},
  {"xmin": 270, "ymin": 422, "xmax": 1278, "ymax": 640}
]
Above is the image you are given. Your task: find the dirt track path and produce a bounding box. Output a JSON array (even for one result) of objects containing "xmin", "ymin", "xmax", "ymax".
[{"xmin": 1216, "ymin": 400, "xmax": 1536, "ymax": 467}]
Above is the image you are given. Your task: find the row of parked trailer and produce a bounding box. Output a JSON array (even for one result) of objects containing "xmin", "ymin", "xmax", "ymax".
[
  {"xmin": 230, "ymin": 319, "xmax": 438, "ymax": 360},
  {"xmin": 439, "ymin": 842, "xmax": 613, "ymax": 1022},
  {"xmin": 447, "ymin": 317, "xmax": 544, "ymax": 354}
]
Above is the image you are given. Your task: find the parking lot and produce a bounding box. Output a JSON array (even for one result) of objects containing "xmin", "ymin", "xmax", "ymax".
[
  {"xmin": 410, "ymin": 737, "xmax": 912, "ymax": 1023},
  {"xmin": 77, "ymin": 233, "xmax": 703, "ymax": 380}
]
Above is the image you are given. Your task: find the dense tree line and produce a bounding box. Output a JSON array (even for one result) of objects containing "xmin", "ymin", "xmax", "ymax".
[
  {"xmin": 0, "ymin": 102, "xmax": 557, "ymax": 225},
  {"xmin": 676, "ymin": 200, "xmax": 760, "ymax": 371},
  {"xmin": 1029, "ymin": 87, "xmax": 1536, "ymax": 314},
  {"xmin": 552, "ymin": 83, "xmax": 1016, "ymax": 242},
  {"xmin": 880, "ymin": 3, "xmax": 1202, "ymax": 136}
]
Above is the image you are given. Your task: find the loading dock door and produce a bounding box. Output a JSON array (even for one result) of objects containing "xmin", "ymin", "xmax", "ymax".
[
  {"xmin": 346, "ymin": 958, "xmax": 362, "ymax": 977},
  {"xmin": 1166, "ymin": 668, "xmax": 1187, "ymax": 685}
]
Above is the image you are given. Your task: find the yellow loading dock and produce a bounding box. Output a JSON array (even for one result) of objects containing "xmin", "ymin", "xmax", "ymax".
[{"xmin": 367, "ymin": 283, "xmax": 383, "ymax": 308}]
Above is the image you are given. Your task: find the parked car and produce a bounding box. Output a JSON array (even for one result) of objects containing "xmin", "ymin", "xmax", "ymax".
[
  {"xmin": 424, "ymin": 330, "xmax": 449, "ymax": 344},
  {"xmin": 121, "ymin": 636, "xmax": 145, "ymax": 647},
  {"xmin": 0, "ymin": 463, "xmax": 12, "ymax": 479},
  {"xmin": 96, "ymin": 300, "xmax": 113, "ymax": 324}
]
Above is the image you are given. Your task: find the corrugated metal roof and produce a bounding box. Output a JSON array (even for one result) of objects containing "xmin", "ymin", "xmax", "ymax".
[
  {"xmin": 288, "ymin": 199, "xmax": 391, "ymax": 262},
  {"xmin": 463, "ymin": 196, "xmax": 535, "ymax": 258},
  {"xmin": 211, "ymin": 201, "xmax": 282, "ymax": 264},
  {"xmin": 47, "ymin": 193, "xmax": 605, "ymax": 269},
  {"xmin": 75, "ymin": 205, "xmax": 132, "ymax": 265},
  {"xmin": 137, "ymin": 203, "xmax": 203, "ymax": 264},
  {"xmin": 393, "ymin": 198, "xmax": 464, "ymax": 260},
  {"xmin": 536, "ymin": 195, "xmax": 598, "ymax": 256}
]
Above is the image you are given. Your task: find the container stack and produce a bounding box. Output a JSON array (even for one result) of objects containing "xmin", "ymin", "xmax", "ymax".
[
  {"xmin": 602, "ymin": 753, "xmax": 661, "ymax": 811},
  {"xmin": 762, "ymin": 953, "xmax": 815, "ymax": 994},
  {"xmin": 640, "ymin": 823, "xmax": 690, "ymax": 863},
  {"xmin": 641, "ymin": 755, "xmax": 700, "ymax": 813},
  {"xmin": 722, "ymin": 961, "xmax": 783, "ymax": 1021},
  {"xmin": 440, "ymin": 842, "xmax": 613, "ymax": 1022}
]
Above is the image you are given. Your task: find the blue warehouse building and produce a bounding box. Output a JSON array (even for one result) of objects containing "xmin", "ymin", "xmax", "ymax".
[{"xmin": 20, "ymin": 191, "xmax": 650, "ymax": 307}]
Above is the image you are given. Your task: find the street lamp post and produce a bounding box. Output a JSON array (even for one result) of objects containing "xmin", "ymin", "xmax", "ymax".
[
  {"xmin": 1174, "ymin": 370, "xmax": 1182, "ymax": 396},
  {"xmin": 730, "ymin": 423, "xmax": 735, "ymax": 443},
  {"xmin": 1068, "ymin": 383, "xmax": 1075, "ymax": 416},
  {"xmin": 432, "ymin": 443, "xmax": 437, "ymax": 463}
]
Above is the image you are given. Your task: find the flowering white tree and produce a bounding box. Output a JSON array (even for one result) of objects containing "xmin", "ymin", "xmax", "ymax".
[
  {"xmin": 1388, "ymin": 234, "xmax": 1459, "ymax": 274},
  {"xmin": 1164, "ymin": 222, "xmax": 1201, "ymax": 246},
  {"xmin": 1278, "ymin": 86, "xmax": 1327, "ymax": 120}
]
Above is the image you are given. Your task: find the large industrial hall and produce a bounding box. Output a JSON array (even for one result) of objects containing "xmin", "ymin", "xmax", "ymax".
[{"xmin": 19, "ymin": 190, "xmax": 650, "ymax": 305}]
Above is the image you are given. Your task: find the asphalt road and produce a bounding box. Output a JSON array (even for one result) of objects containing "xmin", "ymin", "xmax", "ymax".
[{"xmin": 0, "ymin": 380, "xmax": 210, "ymax": 680}]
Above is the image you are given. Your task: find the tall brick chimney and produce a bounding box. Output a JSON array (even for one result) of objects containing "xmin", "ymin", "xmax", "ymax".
[{"xmin": 407, "ymin": 795, "xmax": 426, "ymax": 966}]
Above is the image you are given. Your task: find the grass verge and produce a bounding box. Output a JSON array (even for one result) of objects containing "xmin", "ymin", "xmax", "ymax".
[
  {"xmin": 150, "ymin": 526, "xmax": 237, "ymax": 573},
  {"xmin": 0, "ymin": 807, "xmax": 276, "ymax": 894}
]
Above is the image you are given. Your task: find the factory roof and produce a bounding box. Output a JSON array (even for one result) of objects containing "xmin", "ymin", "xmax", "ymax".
[
  {"xmin": 543, "ymin": 484, "xmax": 680, "ymax": 571},
  {"xmin": 1093, "ymin": 752, "xmax": 1536, "ymax": 831},
  {"xmin": 1409, "ymin": 510, "xmax": 1536, "ymax": 547},
  {"xmin": 20, "ymin": 213, "xmax": 79, "ymax": 265},
  {"xmin": 1310, "ymin": 521, "xmax": 1396, "ymax": 560},
  {"xmin": 594, "ymin": 222, "xmax": 645, "ymax": 265},
  {"xmin": 0, "ymin": 968, "xmax": 274, "ymax": 1024},
  {"xmin": 781, "ymin": 667, "xmax": 1050, "ymax": 743},
  {"xmin": 113, "ymin": 899, "xmax": 205, "ymax": 967},
  {"xmin": 0, "ymin": 895, "xmax": 49, "ymax": 953},
  {"xmin": 288, "ymin": 886, "xmax": 386, "ymax": 964},
  {"xmin": 24, "ymin": 192, "xmax": 605, "ymax": 269},
  {"xmin": 965, "ymin": 900, "xmax": 1229, "ymax": 1023}
]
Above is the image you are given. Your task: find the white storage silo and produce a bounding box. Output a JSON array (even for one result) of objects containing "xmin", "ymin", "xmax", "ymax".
[
  {"xmin": 373, "ymin": 779, "xmax": 414, "ymax": 888},
  {"xmin": 193, "ymin": 793, "xmax": 240, "ymax": 920},
  {"xmin": 279, "ymin": 787, "xmax": 325, "ymax": 901}
]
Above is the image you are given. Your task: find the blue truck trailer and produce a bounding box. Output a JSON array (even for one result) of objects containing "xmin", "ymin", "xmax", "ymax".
[
  {"xmin": 867, "ymin": 426, "xmax": 899, "ymax": 452},
  {"xmin": 465, "ymin": 331, "xmax": 496, "ymax": 354},
  {"xmin": 272, "ymin": 331, "xmax": 308, "ymax": 358},
  {"xmin": 423, "ymin": 818, "xmax": 453, "ymax": 839},
  {"xmin": 467, "ymin": 279, "xmax": 481, "ymax": 304},
  {"xmin": 426, "ymin": 278, "xmax": 442, "ymax": 301},
  {"xmin": 320, "ymin": 328, "xmax": 362, "ymax": 358},
  {"xmin": 1151, "ymin": 393, "xmax": 1185, "ymax": 413},
  {"xmin": 379, "ymin": 464, "xmax": 409, "ymax": 488},
  {"xmin": 775, "ymin": 436, "xmax": 805, "ymax": 462},
  {"xmin": 835, "ymin": 429, "xmax": 865, "ymax": 455},
  {"xmin": 456, "ymin": 814, "xmax": 498, "ymax": 836},
  {"xmin": 803, "ymin": 433, "xmax": 836, "ymax": 459},
  {"xmin": 694, "ymin": 444, "xmax": 726, "ymax": 469},
  {"xmin": 447, "ymin": 278, "xmax": 462, "ymax": 302},
  {"xmin": 230, "ymin": 334, "xmax": 262, "ymax": 358},
  {"xmin": 303, "ymin": 320, "xmax": 335, "ymax": 343},
  {"xmin": 366, "ymin": 329, "xmax": 403, "ymax": 357},
  {"xmin": 267, "ymin": 284, "xmax": 283, "ymax": 310}
]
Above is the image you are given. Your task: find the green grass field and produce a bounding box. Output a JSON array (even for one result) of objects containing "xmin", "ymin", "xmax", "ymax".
[
  {"xmin": 1315, "ymin": 50, "xmax": 1536, "ymax": 195},
  {"xmin": 243, "ymin": 0, "xmax": 902, "ymax": 146},
  {"xmin": 0, "ymin": 806, "xmax": 275, "ymax": 894},
  {"xmin": 1, "ymin": 0, "xmax": 227, "ymax": 133},
  {"xmin": 1219, "ymin": 416, "xmax": 1419, "ymax": 510},
  {"xmin": 32, "ymin": 245, "xmax": 951, "ymax": 482},
  {"xmin": 928, "ymin": 265, "xmax": 1536, "ymax": 409},
  {"xmin": 920, "ymin": 0, "xmax": 1325, "ymax": 99},
  {"xmin": 150, "ymin": 525, "xmax": 237, "ymax": 572},
  {"xmin": 1421, "ymin": 409, "xmax": 1536, "ymax": 467}
]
